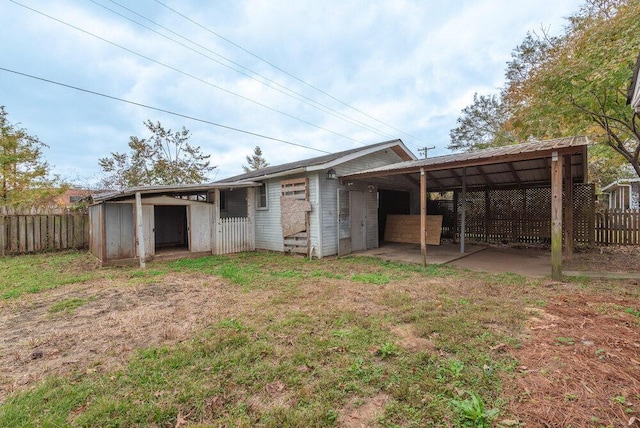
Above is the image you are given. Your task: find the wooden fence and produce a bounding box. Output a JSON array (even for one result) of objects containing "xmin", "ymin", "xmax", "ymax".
[
  {"xmin": 0, "ymin": 209, "xmax": 89, "ymax": 256},
  {"xmin": 595, "ymin": 209, "xmax": 640, "ymax": 245},
  {"xmin": 217, "ymin": 217, "xmax": 253, "ymax": 255}
]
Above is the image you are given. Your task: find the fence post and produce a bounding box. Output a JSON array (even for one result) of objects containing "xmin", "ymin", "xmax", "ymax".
[{"xmin": 0, "ymin": 215, "xmax": 4, "ymax": 257}]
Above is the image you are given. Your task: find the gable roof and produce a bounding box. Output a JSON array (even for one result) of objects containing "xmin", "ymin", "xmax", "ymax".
[
  {"xmin": 216, "ymin": 139, "xmax": 415, "ymax": 183},
  {"xmin": 627, "ymin": 50, "xmax": 640, "ymax": 112},
  {"xmin": 601, "ymin": 177, "xmax": 640, "ymax": 193}
]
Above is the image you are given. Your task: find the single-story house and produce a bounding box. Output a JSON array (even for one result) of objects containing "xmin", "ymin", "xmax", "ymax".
[
  {"xmin": 88, "ymin": 136, "xmax": 589, "ymax": 279},
  {"xmin": 601, "ymin": 178, "xmax": 640, "ymax": 210},
  {"xmin": 88, "ymin": 139, "xmax": 416, "ymax": 265}
]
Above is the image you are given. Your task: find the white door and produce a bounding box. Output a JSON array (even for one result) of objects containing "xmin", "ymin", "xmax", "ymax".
[
  {"xmin": 350, "ymin": 191, "xmax": 366, "ymax": 251},
  {"xmin": 189, "ymin": 203, "xmax": 213, "ymax": 252}
]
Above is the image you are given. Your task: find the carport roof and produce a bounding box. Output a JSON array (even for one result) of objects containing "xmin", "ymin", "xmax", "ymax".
[
  {"xmin": 91, "ymin": 181, "xmax": 261, "ymax": 203},
  {"xmin": 343, "ymin": 136, "xmax": 589, "ymax": 192}
]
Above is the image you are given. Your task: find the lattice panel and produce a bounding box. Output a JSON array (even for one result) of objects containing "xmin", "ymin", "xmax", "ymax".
[{"xmin": 453, "ymin": 184, "xmax": 595, "ymax": 244}]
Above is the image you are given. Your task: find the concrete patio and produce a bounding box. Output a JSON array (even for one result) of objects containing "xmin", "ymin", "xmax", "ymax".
[{"xmin": 354, "ymin": 242, "xmax": 553, "ymax": 278}]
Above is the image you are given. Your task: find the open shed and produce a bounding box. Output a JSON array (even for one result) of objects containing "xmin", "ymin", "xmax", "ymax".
[
  {"xmin": 343, "ymin": 137, "xmax": 590, "ymax": 279},
  {"xmin": 89, "ymin": 182, "xmax": 259, "ymax": 266}
]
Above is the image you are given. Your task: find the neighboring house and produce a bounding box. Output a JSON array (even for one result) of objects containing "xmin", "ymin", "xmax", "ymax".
[
  {"xmin": 601, "ymin": 178, "xmax": 640, "ymax": 210},
  {"xmin": 628, "ymin": 51, "xmax": 640, "ymax": 112},
  {"xmin": 88, "ymin": 139, "xmax": 416, "ymax": 265},
  {"xmin": 56, "ymin": 188, "xmax": 92, "ymax": 206}
]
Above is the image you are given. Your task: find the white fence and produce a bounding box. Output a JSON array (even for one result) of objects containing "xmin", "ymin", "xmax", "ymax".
[{"xmin": 217, "ymin": 217, "xmax": 253, "ymax": 254}]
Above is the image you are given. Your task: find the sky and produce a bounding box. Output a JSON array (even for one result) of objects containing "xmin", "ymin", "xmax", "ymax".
[{"xmin": 0, "ymin": 0, "xmax": 584, "ymax": 186}]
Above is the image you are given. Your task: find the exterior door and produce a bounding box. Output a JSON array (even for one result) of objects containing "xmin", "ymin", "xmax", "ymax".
[
  {"xmin": 337, "ymin": 188, "xmax": 351, "ymax": 256},
  {"xmin": 350, "ymin": 191, "xmax": 366, "ymax": 251},
  {"xmin": 189, "ymin": 203, "xmax": 213, "ymax": 253}
]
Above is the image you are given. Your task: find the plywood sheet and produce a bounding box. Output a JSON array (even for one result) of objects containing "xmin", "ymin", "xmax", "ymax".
[
  {"xmin": 384, "ymin": 214, "xmax": 442, "ymax": 245},
  {"xmin": 281, "ymin": 197, "xmax": 311, "ymax": 237}
]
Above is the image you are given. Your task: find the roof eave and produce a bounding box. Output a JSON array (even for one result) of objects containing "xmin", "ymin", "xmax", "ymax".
[{"xmin": 92, "ymin": 181, "xmax": 261, "ymax": 203}]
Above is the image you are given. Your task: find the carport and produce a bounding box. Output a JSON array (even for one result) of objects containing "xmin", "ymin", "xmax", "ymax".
[{"xmin": 343, "ymin": 137, "xmax": 590, "ymax": 280}]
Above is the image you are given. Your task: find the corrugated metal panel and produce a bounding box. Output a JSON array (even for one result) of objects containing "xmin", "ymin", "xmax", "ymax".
[
  {"xmin": 88, "ymin": 204, "xmax": 103, "ymax": 261},
  {"xmin": 105, "ymin": 203, "xmax": 134, "ymax": 260}
]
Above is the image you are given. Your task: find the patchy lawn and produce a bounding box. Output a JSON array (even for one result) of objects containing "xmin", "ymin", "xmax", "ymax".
[{"xmin": 0, "ymin": 250, "xmax": 638, "ymax": 427}]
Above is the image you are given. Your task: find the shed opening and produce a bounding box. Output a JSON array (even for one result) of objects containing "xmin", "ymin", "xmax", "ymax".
[{"xmin": 154, "ymin": 205, "xmax": 188, "ymax": 251}]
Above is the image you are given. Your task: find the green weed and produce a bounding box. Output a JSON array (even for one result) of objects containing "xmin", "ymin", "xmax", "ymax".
[{"xmin": 450, "ymin": 391, "xmax": 499, "ymax": 427}]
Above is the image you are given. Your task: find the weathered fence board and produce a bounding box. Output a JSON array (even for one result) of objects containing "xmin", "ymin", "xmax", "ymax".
[
  {"xmin": 595, "ymin": 209, "xmax": 639, "ymax": 245},
  {"xmin": 219, "ymin": 217, "xmax": 253, "ymax": 254},
  {"xmin": 0, "ymin": 211, "xmax": 89, "ymax": 255}
]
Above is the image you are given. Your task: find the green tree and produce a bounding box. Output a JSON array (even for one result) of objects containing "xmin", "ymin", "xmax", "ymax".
[
  {"xmin": 507, "ymin": 0, "xmax": 640, "ymax": 178},
  {"xmin": 0, "ymin": 106, "xmax": 65, "ymax": 208},
  {"xmin": 450, "ymin": 0, "xmax": 640, "ymax": 185},
  {"xmin": 242, "ymin": 146, "xmax": 269, "ymax": 172},
  {"xmin": 449, "ymin": 93, "xmax": 514, "ymax": 151},
  {"xmin": 99, "ymin": 120, "xmax": 216, "ymax": 191}
]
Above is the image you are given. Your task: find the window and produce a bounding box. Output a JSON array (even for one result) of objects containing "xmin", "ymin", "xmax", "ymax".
[
  {"xmin": 219, "ymin": 190, "xmax": 227, "ymax": 211},
  {"xmin": 69, "ymin": 195, "xmax": 83, "ymax": 203},
  {"xmin": 257, "ymin": 184, "xmax": 268, "ymax": 209}
]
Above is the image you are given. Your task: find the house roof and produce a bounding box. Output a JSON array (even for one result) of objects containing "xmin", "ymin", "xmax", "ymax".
[
  {"xmin": 601, "ymin": 178, "xmax": 640, "ymax": 193},
  {"xmin": 343, "ymin": 136, "xmax": 590, "ymax": 192},
  {"xmin": 91, "ymin": 181, "xmax": 260, "ymax": 203},
  {"xmin": 627, "ymin": 50, "xmax": 640, "ymax": 112},
  {"xmin": 216, "ymin": 139, "xmax": 415, "ymax": 183}
]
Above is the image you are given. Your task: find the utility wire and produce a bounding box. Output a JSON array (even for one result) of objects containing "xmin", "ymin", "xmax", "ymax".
[
  {"xmin": 0, "ymin": 67, "xmax": 330, "ymax": 154},
  {"xmin": 9, "ymin": 0, "xmax": 364, "ymax": 146},
  {"xmin": 93, "ymin": 0, "xmax": 398, "ymax": 142},
  {"xmin": 154, "ymin": 0, "xmax": 428, "ymax": 149}
]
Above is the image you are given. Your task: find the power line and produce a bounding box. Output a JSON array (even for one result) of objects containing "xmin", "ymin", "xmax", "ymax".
[
  {"xmin": 92, "ymin": 0, "xmax": 398, "ymax": 142},
  {"xmin": 154, "ymin": 0, "xmax": 429, "ymax": 149},
  {"xmin": 9, "ymin": 0, "xmax": 364, "ymax": 146},
  {"xmin": 0, "ymin": 67, "xmax": 330, "ymax": 154}
]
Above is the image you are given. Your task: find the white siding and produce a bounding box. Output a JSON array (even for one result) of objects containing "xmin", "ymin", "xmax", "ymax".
[
  {"xmin": 255, "ymin": 178, "xmax": 284, "ymax": 251},
  {"xmin": 333, "ymin": 149, "xmax": 407, "ymax": 176},
  {"xmin": 254, "ymin": 148, "xmax": 406, "ymax": 256},
  {"xmin": 254, "ymin": 173, "xmax": 321, "ymax": 254},
  {"xmin": 319, "ymin": 177, "xmax": 339, "ymax": 257}
]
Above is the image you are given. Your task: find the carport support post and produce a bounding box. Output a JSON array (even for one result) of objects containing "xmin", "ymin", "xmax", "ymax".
[
  {"xmin": 135, "ymin": 192, "xmax": 146, "ymax": 269},
  {"xmin": 420, "ymin": 167, "xmax": 427, "ymax": 266},
  {"xmin": 460, "ymin": 167, "xmax": 467, "ymax": 254},
  {"xmin": 551, "ymin": 151, "xmax": 563, "ymax": 280}
]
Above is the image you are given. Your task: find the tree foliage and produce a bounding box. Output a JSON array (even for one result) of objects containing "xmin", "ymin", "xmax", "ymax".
[
  {"xmin": 450, "ymin": 0, "xmax": 640, "ymax": 185},
  {"xmin": 0, "ymin": 106, "xmax": 65, "ymax": 208},
  {"xmin": 242, "ymin": 146, "xmax": 269, "ymax": 172},
  {"xmin": 449, "ymin": 94, "xmax": 514, "ymax": 151},
  {"xmin": 99, "ymin": 120, "xmax": 216, "ymax": 191}
]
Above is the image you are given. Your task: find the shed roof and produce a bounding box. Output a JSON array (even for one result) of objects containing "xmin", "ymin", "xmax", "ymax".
[
  {"xmin": 344, "ymin": 136, "xmax": 589, "ymax": 192},
  {"xmin": 91, "ymin": 181, "xmax": 260, "ymax": 203},
  {"xmin": 216, "ymin": 139, "xmax": 415, "ymax": 183}
]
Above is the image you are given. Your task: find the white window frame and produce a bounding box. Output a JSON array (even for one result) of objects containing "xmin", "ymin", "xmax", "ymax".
[{"xmin": 257, "ymin": 183, "xmax": 268, "ymax": 210}]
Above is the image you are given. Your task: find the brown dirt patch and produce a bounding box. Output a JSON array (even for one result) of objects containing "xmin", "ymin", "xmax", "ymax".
[
  {"xmin": 565, "ymin": 245, "xmax": 640, "ymax": 274},
  {"xmin": 505, "ymin": 293, "xmax": 640, "ymax": 427},
  {"xmin": 0, "ymin": 272, "xmax": 275, "ymax": 399},
  {"xmin": 390, "ymin": 324, "xmax": 435, "ymax": 352},
  {"xmin": 339, "ymin": 393, "xmax": 391, "ymax": 428}
]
